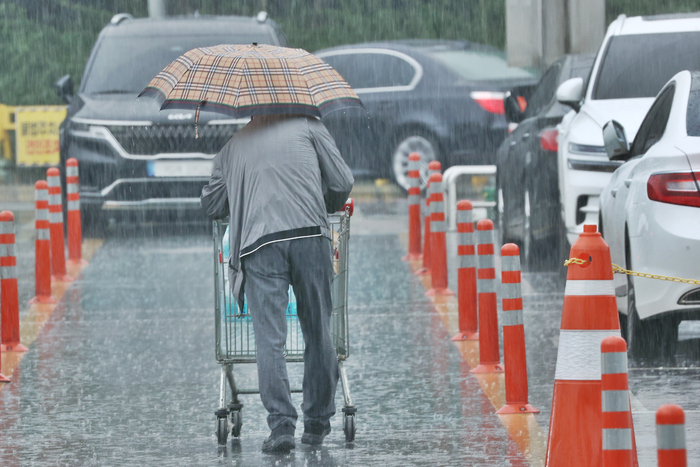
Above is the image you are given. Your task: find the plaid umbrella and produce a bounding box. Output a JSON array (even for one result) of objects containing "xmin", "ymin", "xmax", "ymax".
[{"xmin": 139, "ymin": 44, "xmax": 362, "ymax": 135}]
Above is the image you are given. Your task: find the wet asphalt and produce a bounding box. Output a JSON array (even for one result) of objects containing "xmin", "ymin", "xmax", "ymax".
[{"xmin": 1, "ymin": 192, "xmax": 699, "ymax": 466}]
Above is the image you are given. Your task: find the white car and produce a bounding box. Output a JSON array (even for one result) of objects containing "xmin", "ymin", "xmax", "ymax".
[
  {"xmin": 599, "ymin": 70, "xmax": 700, "ymax": 358},
  {"xmin": 555, "ymin": 13, "xmax": 700, "ymax": 248}
]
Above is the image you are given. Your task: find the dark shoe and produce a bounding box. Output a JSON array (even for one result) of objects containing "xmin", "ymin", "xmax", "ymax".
[
  {"xmin": 301, "ymin": 422, "xmax": 331, "ymax": 446},
  {"xmin": 261, "ymin": 430, "xmax": 295, "ymax": 453}
]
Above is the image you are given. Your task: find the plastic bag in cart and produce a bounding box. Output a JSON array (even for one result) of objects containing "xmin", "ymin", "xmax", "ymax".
[{"xmin": 223, "ymin": 226, "xmax": 298, "ymax": 318}]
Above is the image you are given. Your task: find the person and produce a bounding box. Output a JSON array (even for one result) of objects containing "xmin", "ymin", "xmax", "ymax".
[{"xmin": 201, "ymin": 114, "xmax": 354, "ymax": 453}]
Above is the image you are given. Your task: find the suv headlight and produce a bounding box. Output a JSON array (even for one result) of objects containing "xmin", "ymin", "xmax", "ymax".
[{"xmin": 568, "ymin": 142, "xmax": 606, "ymax": 155}]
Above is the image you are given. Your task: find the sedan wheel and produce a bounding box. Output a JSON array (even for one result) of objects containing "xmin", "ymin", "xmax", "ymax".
[
  {"xmin": 391, "ymin": 134, "xmax": 437, "ymax": 191},
  {"xmin": 627, "ymin": 282, "xmax": 678, "ymax": 360}
]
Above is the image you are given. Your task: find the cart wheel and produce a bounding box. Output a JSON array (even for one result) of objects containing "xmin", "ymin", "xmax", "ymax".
[
  {"xmin": 230, "ymin": 410, "xmax": 242, "ymax": 438},
  {"xmin": 343, "ymin": 413, "xmax": 356, "ymax": 443},
  {"xmin": 216, "ymin": 417, "xmax": 229, "ymax": 446}
]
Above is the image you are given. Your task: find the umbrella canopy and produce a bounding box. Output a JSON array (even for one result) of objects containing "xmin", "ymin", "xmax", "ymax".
[{"xmin": 139, "ymin": 44, "xmax": 363, "ymax": 121}]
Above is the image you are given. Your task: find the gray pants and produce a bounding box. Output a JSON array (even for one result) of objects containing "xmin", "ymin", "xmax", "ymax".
[{"xmin": 241, "ymin": 236, "xmax": 339, "ymax": 433}]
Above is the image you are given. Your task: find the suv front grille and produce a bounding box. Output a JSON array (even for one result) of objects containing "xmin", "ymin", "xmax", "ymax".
[{"xmin": 111, "ymin": 124, "xmax": 240, "ymax": 156}]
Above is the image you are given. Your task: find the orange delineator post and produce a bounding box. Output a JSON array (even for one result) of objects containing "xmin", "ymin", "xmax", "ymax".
[
  {"xmin": 656, "ymin": 404, "xmax": 687, "ymax": 467},
  {"xmin": 452, "ymin": 200, "xmax": 477, "ymax": 341},
  {"xmin": 403, "ymin": 153, "xmax": 422, "ymax": 261},
  {"xmin": 29, "ymin": 181, "xmax": 56, "ymax": 304},
  {"xmin": 0, "ymin": 211, "xmax": 28, "ymax": 353},
  {"xmin": 416, "ymin": 161, "xmax": 441, "ymax": 276},
  {"xmin": 497, "ymin": 244, "xmax": 538, "ymax": 414},
  {"xmin": 426, "ymin": 173, "xmax": 453, "ymax": 296},
  {"xmin": 66, "ymin": 158, "xmax": 84, "ymax": 265},
  {"xmin": 545, "ymin": 224, "xmax": 633, "ymax": 467},
  {"xmin": 47, "ymin": 167, "xmax": 72, "ymax": 282},
  {"xmin": 416, "ymin": 180, "xmax": 433, "ymax": 276},
  {"xmin": 601, "ymin": 336, "xmax": 636, "ymax": 467},
  {"xmin": 471, "ymin": 219, "xmax": 503, "ymax": 374}
]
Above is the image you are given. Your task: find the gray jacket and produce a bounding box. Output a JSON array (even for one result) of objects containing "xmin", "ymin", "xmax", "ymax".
[{"xmin": 201, "ymin": 114, "xmax": 354, "ymax": 306}]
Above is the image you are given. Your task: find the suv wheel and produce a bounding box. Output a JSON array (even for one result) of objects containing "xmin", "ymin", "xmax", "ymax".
[
  {"xmin": 81, "ymin": 206, "xmax": 104, "ymax": 238},
  {"xmin": 522, "ymin": 175, "xmax": 561, "ymax": 271},
  {"xmin": 391, "ymin": 133, "xmax": 437, "ymax": 191}
]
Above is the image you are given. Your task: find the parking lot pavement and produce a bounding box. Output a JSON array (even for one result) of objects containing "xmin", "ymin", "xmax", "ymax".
[{"xmin": 0, "ymin": 189, "xmax": 698, "ymax": 465}]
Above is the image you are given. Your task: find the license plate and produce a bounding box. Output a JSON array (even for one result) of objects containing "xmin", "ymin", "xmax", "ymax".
[{"xmin": 147, "ymin": 160, "xmax": 213, "ymax": 177}]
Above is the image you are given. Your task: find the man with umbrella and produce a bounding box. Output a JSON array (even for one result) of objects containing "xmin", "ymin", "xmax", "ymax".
[{"xmin": 141, "ymin": 44, "xmax": 360, "ymax": 452}]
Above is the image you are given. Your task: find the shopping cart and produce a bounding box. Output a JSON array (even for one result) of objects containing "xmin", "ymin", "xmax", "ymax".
[{"xmin": 211, "ymin": 200, "xmax": 356, "ymax": 446}]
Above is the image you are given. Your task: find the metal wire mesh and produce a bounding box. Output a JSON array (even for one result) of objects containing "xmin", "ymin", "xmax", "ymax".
[{"xmin": 213, "ymin": 211, "xmax": 350, "ymax": 364}]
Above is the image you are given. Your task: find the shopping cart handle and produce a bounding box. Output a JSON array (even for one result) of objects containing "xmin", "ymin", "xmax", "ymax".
[{"xmin": 339, "ymin": 198, "xmax": 354, "ymax": 216}]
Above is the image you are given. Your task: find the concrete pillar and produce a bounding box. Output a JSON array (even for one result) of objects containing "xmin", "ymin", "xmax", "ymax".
[
  {"xmin": 507, "ymin": 0, "xmax": 605, "ymax": 69},
  {"xmin": 506, "ymin": 0, "xmax": 543, "ymax": 68},
  {"xmin": 148, "ymin": 0, "xmax": 166, "ymax": 18},
  {"xmin": 568, "ymin": 0, "xmax": 606, "ymax": 54},
  {"xmin": 542, "ymin": 0, "xmax": 566, "ymax": 66}
]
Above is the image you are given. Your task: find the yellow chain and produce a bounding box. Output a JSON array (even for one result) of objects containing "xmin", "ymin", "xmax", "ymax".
[
  {"xmin": 563, "ymin": 258, "xmax": 588, "ymax": 266},
  {"xmin": 563, "ymin": 258, "xmax": 700, "ymax": 285}
]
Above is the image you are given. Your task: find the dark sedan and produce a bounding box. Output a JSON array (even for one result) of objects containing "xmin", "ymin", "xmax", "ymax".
[
  {"xmin": 497, "ymin": 53, "xmax": 594, "ymax": 270},
  {"xmin": 316, "ymin": 40, "xmax": 538, "ymax": 190}
]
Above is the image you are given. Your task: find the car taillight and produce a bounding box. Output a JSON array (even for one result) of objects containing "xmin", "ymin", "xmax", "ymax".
[
  {"xmin": 539, "ymin": 128, "xmax": 558, "ymax": 152},
  {"xmin": 470, "ymin": 91, "xmax": 505, "ymax": 115},
  {"xmin": 647, "ymin": 172, "xmax": 700, "ymax": 207}
]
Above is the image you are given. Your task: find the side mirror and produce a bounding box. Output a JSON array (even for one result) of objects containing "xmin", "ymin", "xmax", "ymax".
[
  {"xmin": 504, "ymin": 91, "xmax": 524, "ymax": 124},
  {"xmin": 556, "ymin": 77, "xmax": 583, "ymax": 112},
  {"xmin": 55, "ymin": 75, "xmax": 73, "ymax": 104},
  {"xmin": 602, "ymin": 120, "xmax": 629, "ymax": 161}
]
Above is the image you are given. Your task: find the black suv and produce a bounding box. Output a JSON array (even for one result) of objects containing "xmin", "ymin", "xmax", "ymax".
[{"xmin": 55, "ymin": 12, "xmax": 287, "ymax": 229}]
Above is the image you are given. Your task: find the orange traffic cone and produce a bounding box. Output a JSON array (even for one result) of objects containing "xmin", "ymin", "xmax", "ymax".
[{"xmin": 545, "ymin": 224, "xmax": 633, "ymax": 467}]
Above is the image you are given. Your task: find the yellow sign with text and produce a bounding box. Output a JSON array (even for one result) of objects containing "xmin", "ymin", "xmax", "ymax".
[{"xmin": 14, "ymin": 106, "xmax": 66, "ymax": 166}]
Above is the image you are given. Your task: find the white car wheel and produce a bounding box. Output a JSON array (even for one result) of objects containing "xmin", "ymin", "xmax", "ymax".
[
  {"xmin": 391, "ymin": 134, "xmax": 437, "ymax": 191},
  {"xmin": 627, "ymin": 278, "xmax": 678, "ymax": 360}
]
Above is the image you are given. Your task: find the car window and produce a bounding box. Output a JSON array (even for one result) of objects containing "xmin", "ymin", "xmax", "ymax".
[
  {"xmin": 593, "ymin": 32, "xmax": 700, "ymax": 100},
  {"xmin": 82, "ymin": 33, "xmax": 277, "ymax": 94},
  {"xmin": 569, "ymin": 54, "xmax": 595, "ymax": 89},
  {"xmin": 523, "ymin": 62, "xmax": 560, "ymax": 118},
  {"xmin": 686, "ymin": 75, "xmax": 700, "ymax": 136},
  {"xmin": 428, "ymin": 50, "xmax": 536, "ymax": 81},
  {"xmin": 321, "ymin": 52, "xmax": 415, "ymax": 89},
  {"xmin": 687, "ymin": 91, "xmax": 700, "ymax": 136},
  {"xmin": 630, "ymin": 85, "xmax": 675, "ymax": 158}
]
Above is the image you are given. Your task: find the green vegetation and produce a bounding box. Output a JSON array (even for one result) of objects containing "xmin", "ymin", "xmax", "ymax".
[{"xmin": 2, "ymin": 0, "xmax": 700, "ymax": 106}]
